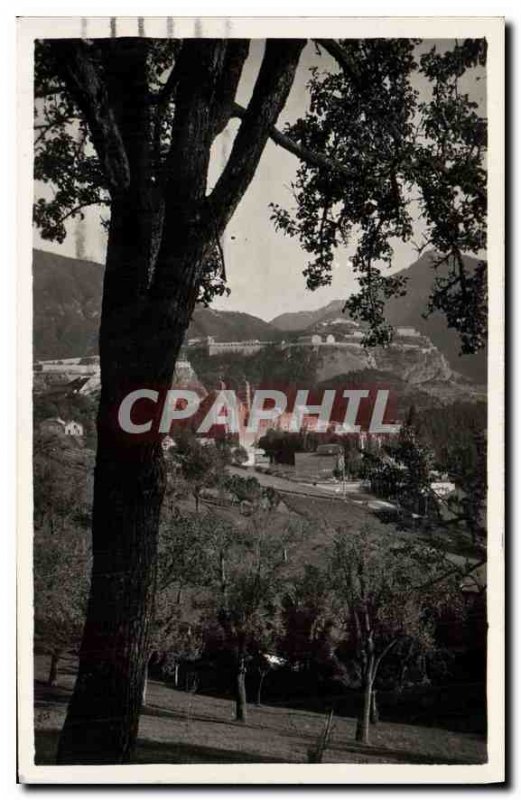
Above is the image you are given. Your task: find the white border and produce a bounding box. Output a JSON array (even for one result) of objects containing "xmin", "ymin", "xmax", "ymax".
[{"xmin": 16, "ymin": 15, "xmax": 505, "ymax": 785}]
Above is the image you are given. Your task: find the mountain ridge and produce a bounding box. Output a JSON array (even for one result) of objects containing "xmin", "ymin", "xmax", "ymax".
[
  {"xmin": 270, "ymin": 251, "xmax": 487, "ymax": 383},
  {"xmin": 32, "ymin": 248, "xmax": 486, "ymax": 384},
  {"xmin": 270, "ymin": 300, "xmax": 344, "ymax": 332}
]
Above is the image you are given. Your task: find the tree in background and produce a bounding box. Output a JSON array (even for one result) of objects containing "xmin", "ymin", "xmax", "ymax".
[
  {"xmin": 257, "ymin": 430, "xmax": 305, "ymax": 466},
  {"xmin": 33, "ymin": 440, "xmax": 92, "ymax": 687},
  {"xmin": 445, "ymin": 429, "xmax": 487, "ymax": 544},
  {"xmin": 222, "ymin": 473, "xmax": 281, "ymax": 514},
  {"xmin": 230, "ymin": 445, "xmax": 249, "ymax": 466},
  {"xmin": 328, "ymin": 528, "xmax": 461, "ymax": 744},
  {"xmin": 33, "ymin": 446, "xmax": 80, "ymax": 534},
  {"xmin": 147, "ymin": 587, "xmax": 204, "ymax": 699},
  {"xmin": 34, "ymin": 35, "xmax": 487, "ymax": 762},
  {"xmin": 202, "ymin": 515, "xmax": 291, "ymax": 722},
  {"xmin": 279, "ymin": 564, "xmax": 345, "ymax": 687},
  {"xmin": 34, "ymin": 528, "xmax": 90, "ymax": 686},
  {"xmin": 365, "ymin": 408, "xmax": 437, "ymax": 522},
  {"xmin": 223, "ymin": 473, "xmax": 263, "ymax": 509},
  {"xmin": 171, "ymin": 430, "xmax": 225, "ymax": 512},
  {"xmin": 157, "ymin": 510, "xmax": 218, "ymax": 607},
  {"xmin": 389, "ymin": 409, "xmax": 436, "ymax": 517}
]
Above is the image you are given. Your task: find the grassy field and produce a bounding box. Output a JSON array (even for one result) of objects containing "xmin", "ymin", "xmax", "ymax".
[{"xmin": 34, "ymin": 657, "xmax": 486, "ymax": 766}]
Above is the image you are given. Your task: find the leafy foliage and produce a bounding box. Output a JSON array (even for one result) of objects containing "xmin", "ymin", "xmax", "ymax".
[
  {"xmin": 328, "ymin": 528, "xmax": 463, "ymax": 698},
  {"xmin": 34, "ymin": 38, "xmax": 486, "ymax": 350},
  {"xmin": 167, "ymin": 429, "xmax": 227, "ymax": 510},
  {"xmin": 202, "ymin": 516, "xmax": 291, "ymax": 658},
  {"xmin": 34, "ymin": 527, "xmax": 90, "ymax": 660},
  {"xmin": 271, "ymin": 39, "xmax": 487, "ymax": 352},
  {"xmin": 364, "ymin": 408, "xmax": 437, "ymax": 518}
]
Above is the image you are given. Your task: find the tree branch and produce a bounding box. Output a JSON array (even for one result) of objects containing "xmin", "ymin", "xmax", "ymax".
[
  {"xmin": 372, "ymin": 638, "xmax": 399, "ymax": 679},
  {"xmin": 315, "ymin": 39, "xmax": 405, "ymax": 144},
  {"xmin": 34, "ymin": 114, "xmax": 79, "ymax": 145},
  {"xmin": 416, "ymin": 558, "xmax": 487, "ymax": 594},
  {"xmin": 163, "ymin": 40, "xmax": 229, "ymax": 201},
  {"xmin": 151, "ymin": 51, "xmax": 185, "ymax": 169},
  {"xmin": 314, "ymin": 39, "xmax": 354, "ymax": 75},
  {"xmin": 211, "ymin": 41, "xmax": 250, "ymax": 137},
  {"xmin": 54, "ymin": 201, "xmax": 103, "ymax": 227},
  {"xmin": 48, "ymin": 40, "xmax": 130, "ymax": 194},
  {"xmin": 230, "ymin": 102, "xmax": 353, "ymax": 180},
  {"xmin": 206, "ymin": 39, "xmax": 306, "ymax": 234}
]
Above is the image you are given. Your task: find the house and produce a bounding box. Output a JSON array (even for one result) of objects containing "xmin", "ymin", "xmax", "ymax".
[
  {"xmin": 64, "ymin": 420, "xmax": 84, "ymax": 437},
  {"xmin": 161, "ymin": 435, "xmax": 176, "ymax": 452},
  {"xmin": 396, "ymin": 327, "xmax": 421, "ymax": 337},
  {"xmin": 315, "ymin": 443, "xmax": 343, "ymax": 457},
  {"xmin": 296, "ymin": 334, "xmax": 322, "ymax": 346},
  {"xmin": 431, "ymin": 479, "xmax": 457, "ymax": 498},
  {"xmin": 39, "ymin": 417, "xmax": 83, "ymax": 437}
]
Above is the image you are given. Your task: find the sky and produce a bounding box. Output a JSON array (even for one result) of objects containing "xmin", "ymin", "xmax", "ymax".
[{"xmin": 33, "ymin": 39, "xmax": 486, "ymax": 321}]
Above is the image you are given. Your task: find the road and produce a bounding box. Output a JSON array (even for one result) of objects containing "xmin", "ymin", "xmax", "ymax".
[
  {"xmin": 229, "ymin": 466, "xmax": 486, "ymax": 588},
  {"xmin": 229, "ymin": 465, "xmax": 396, "ymax": 511}
]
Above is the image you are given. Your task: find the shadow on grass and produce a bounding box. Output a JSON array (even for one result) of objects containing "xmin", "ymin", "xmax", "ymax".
[
  {"xmin": 33, "ymin": 680, "xmax": 486, "ymax": 767},
  {"xmin": 34, "ymin": 730, "xmax": 291, "ymax": 766},
  {"xmin": 142, "ymin": 701, "xmax": 345, "ymax": 750},
  {"xmin": 134, "ymin": 739, "xmax": 291, "ymax": 764},
  {"xmin": 329, "ymin": 736, "xmax": 487, "ymax": 766},
  {"xmin": 141, "ymin": 704, "xmax": 486, "ymax": 766},
  {"xmin": 34, "ymin": 680, "xmax": 72, "ymax": 707}
]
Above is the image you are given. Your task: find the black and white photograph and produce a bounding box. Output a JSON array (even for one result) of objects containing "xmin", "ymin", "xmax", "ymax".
[{"xmin": 16, "ymin": 15, "xmax": 504, "ymax": 784}]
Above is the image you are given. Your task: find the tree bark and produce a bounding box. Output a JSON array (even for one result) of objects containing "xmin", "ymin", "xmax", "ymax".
[
  {"xmin": 235, "ymin": 652, "xmax": 248, "ymax": 723},
  {"xmin": 48, "ymin": 651, "xmax": 60, "ymax": 687},
  {"xmin": 56, "ymin": 431, "xmax": 166, "ymax": 763},
  {"xmin": 56, "ymin": 234, "xmax": 200, "ymax": 762},
  {"xmin": 54, "ymin": 41, "xmax": 205, "ymax": 765},
  {"xmin": 355, "ymin": 677, "xmax": 373, "ymax": 744},
  {"xmin": 142, "ymin": 661, "xmax": 149, "ymax": 706},
  {"xmin": 256, "ymin": 670, "xmax": 267, "ymax": 706},
  {"xmin": 370, "ymin": 689, "xmax": 379, "ymax": 725}
]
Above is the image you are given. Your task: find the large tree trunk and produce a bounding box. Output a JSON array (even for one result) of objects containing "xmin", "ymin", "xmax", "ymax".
[
  {"xmin": 50, "ymin": 36, "xmax": 303, "ymax": 765},
  {"xmin": 56, "ymin": 433, "xmax": 166, "ymax": 763},
  {"xmin": 56, "ymin": 199, "xmax": 197, "ymax": 764}
]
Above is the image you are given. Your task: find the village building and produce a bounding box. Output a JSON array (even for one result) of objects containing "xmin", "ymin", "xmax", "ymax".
[
  {"xmin": 40, "ymin": 417, "xmax": 84, "ymax": 437},
  {"xmin": 396, "ymin": 326, "xmax": 421, "ymax": 337},
  {"xmin": 64, "ymin": 420, "xmax": 84, "ymax": 437}
]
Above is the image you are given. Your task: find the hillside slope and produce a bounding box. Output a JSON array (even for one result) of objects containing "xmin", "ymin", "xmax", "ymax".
[
  {"xmin": 32, "ymin": 249, "xmax": 280, "ymax": 359},
  {"xmin": 187, "ymin": 306, "xmax": 278, "ymax": 343},
  {"xmin": 384, "ymin": 251, "xmax": 487, "ymax": 384},
  {"xmin": 270, "ymin": 251, "xmax": 487, "ymax": 383},
  {"xmin": 33, "ymin": 249, "xmax": 104, "ymax": 360},
  {"xmin": 270, "ymin": 300, "xmax": 344, "ymax": 332},
  {"xmin": 32, "ymin": 248, "xmax": 487, "ymax": 385}
]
